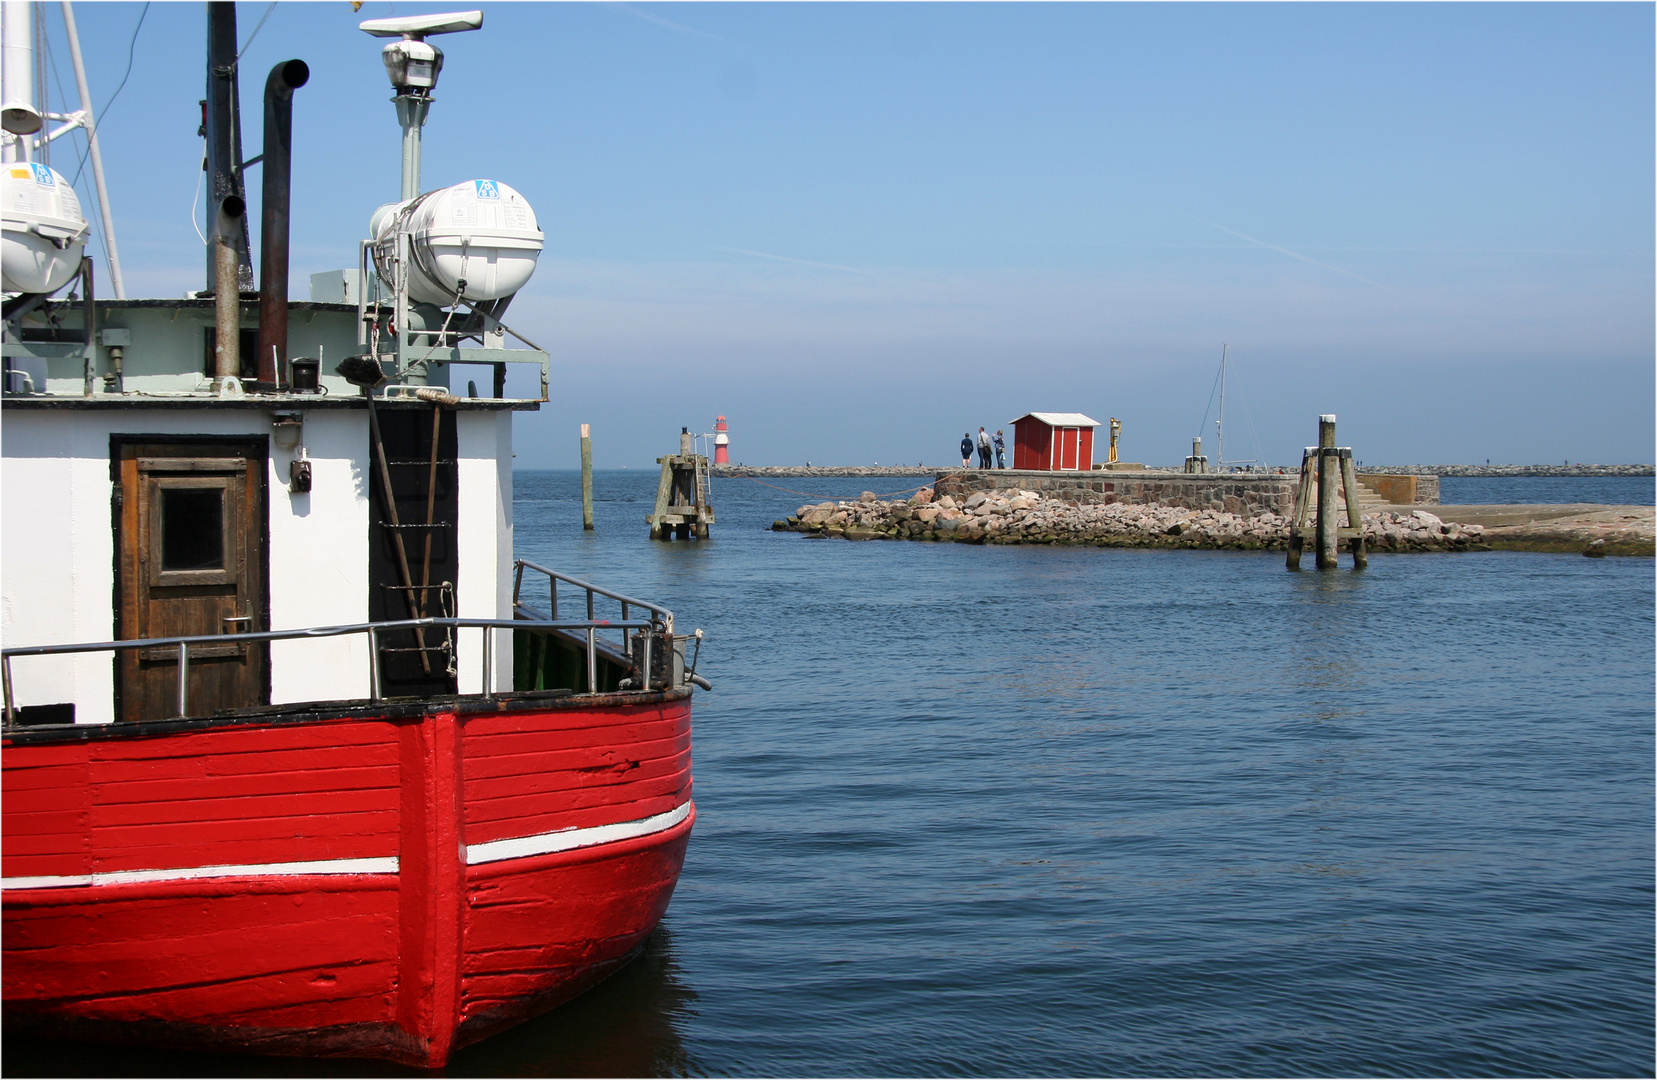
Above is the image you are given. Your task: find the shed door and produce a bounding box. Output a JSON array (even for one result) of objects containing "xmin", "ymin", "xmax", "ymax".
[
  {"xmin": 116, "ymin": 441, "xmax": 267, "ymax": 722},
  {"xmin": 1058, "ymin": 428, "xmax": 1079, "ymax": 470}
]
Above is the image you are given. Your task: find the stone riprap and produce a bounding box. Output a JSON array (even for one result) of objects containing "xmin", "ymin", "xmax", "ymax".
[{"xmin": 773, "ymin": 488, "xmax": 1489, "ymax": 552}]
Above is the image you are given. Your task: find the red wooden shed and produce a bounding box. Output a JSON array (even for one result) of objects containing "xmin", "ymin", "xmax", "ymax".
[{"xmin": 1009, "ymin": 413, "xmax": 1100, "ymax": 471}]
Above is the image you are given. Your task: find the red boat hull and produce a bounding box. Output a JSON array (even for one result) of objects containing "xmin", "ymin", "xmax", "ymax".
[{"xmin": 1, "ymin": 690, "xmax": 694, "ymax": 1067}]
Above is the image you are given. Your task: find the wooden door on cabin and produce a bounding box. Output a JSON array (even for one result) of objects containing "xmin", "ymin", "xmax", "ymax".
[
  {"xmin": 115, "ymin": 440, "xmax": 268, "ymax": 722},
  {"xmin": 1058, "ymin": 428, "xmax": 1079, "ymax": 470}
]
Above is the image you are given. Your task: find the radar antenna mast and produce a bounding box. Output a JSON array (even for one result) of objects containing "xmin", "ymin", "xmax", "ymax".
[{"xmin": 358, "ymin": 9, "xmax": 482, "ymax": 200}]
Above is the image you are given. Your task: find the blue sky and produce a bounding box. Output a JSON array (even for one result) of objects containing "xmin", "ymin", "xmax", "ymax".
[{"xmin": 36, "ymin": 2, "xmax": 1656, "ymax": 467}]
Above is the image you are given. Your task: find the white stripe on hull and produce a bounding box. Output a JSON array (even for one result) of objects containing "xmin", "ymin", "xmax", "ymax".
[
  {"xmin": 1, "ymin": 856, "xmax": 400, "ymax": 891},
  {"xmin": 1, "ymin": 800, "xmax": 693, "ymax": 890},
  {"xmin": 464, "ymin": 801, "xmax": 693, "ymax": 866}
]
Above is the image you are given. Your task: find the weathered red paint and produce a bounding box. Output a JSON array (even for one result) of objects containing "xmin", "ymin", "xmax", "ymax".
[
  {"xmin": 1011, "ymin": 414, "xmax": 1098, "ymax": 471},
  {"xmin": 1, "ymin": 691, "xmax": 694, "ymax": 1068}
]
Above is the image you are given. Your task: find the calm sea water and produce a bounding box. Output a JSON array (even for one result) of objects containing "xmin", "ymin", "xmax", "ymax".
[
  {"xmin": 1439, "ymin": 475, "xmax": 1654, "ymax": 506},
  {"xmin": 8, "ymin": 473, "xmax": 1652, "ymax": 1078}
]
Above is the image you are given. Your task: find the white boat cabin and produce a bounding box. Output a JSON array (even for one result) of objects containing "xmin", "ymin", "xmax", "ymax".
[{"xmin": 1, "ymin": 298, "xmax": 533, "ymax": 724}]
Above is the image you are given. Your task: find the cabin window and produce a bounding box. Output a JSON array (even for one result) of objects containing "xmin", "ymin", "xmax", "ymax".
[
  {"xmin": 160, "ymin": 488, "xmax": 225, "ymax": 570},
  {"xmin": 201, "ymin": 327, "xmax": 262, "ymax": 382}
]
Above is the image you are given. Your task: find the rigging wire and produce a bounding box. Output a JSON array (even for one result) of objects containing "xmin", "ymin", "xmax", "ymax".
[
  {"xmin": 235, "ymin": 3, "xmax": 278, "ymax": 67},
  {"xmin": 45, "ymin": 35, "xmax": 78, "ymax": 167},
  {"xmin": 1236, "ymin": 367, "xmax": 1267, "ymax": 468},
  {"xmin": 67, "ymin": 2, "xmax": 149, "ymax": 190},
  {"xmin": 1196, "ymin": 346, "xmax": 1224, "ymax": 442},
  {"xmin": 39, "ymin": 15, "xmax": 117, "ymax": 270}
]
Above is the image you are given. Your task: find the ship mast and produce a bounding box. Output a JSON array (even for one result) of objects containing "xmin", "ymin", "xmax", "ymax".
[{"xmin": 204, "ymin": 1, "xmax": 254, "ymax": 293}]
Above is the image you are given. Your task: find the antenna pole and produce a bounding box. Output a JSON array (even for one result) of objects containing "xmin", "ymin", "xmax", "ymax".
[
  {"xmin": 394, "ymin": 94, "xmax": 429, "ymax": 201},
  {"xmin": 59, "ymin": 2, "xmax": 123, "ymax": 298}
]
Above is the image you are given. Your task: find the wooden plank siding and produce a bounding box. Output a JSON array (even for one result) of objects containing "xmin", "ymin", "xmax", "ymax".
[
  {"xmin": 2, "ymin": 720, "xmax": 402, "ymax": 880},
  {"xmin": 4, "ymin": 878, "xmax": 400, "ymax": 1026},
  {"xmin": 459, "ymin": 808, "xmax": 693, "ymax": 1029},
  {"xmin": 460, "ymin": 698, "xmax": 693, "ymax": 845}
]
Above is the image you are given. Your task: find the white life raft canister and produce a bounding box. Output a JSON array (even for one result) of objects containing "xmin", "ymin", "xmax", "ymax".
[
  {"xmin": 2, "ymin": 162, "xmax": 89, "ymax": 294},
  {"xmin": 370, "ymin": 178, "xmax": 543, "ymax": 307}
]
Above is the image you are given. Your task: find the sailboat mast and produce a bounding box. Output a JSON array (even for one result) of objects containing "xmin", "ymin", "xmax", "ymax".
[{"xmin": 1216, "ymin": 343, "xmax": 1227, "ymax": 469}]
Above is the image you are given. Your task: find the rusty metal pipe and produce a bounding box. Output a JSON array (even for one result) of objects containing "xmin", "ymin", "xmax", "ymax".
[
  {"xmin": 256, "ymin": 59, "xmax": 309, "ymax": 387},
  {"xmin": 212, "ymin": 195, "xmax": 245, "ymax": 382}
]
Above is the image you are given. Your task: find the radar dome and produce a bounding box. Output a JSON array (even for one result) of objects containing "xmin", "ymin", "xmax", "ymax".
[
  {"xmin": 2, "ymin": 163, "xmax": 89, "ymax": 295},
  {"xmin": 371, "ymin": 179, "xmax": 543, "ymax": 307}
]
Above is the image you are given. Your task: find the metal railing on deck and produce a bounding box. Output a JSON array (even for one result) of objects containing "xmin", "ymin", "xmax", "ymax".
[
  {"xmin": 512, "ymin": 560, "xmax": 674, "ymax": 694},
  {"xmin": 3, "ymin": 562, "xmax": 686, "ymax": 725},
  {"xmin": 1, "ymin": 613, "xmax": 662, "ymax": 725}
]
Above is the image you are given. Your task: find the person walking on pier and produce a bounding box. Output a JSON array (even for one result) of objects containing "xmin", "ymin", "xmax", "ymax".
[
  {"xmin": 977, "ymin": 427, "xmax": 993, "ymax": 469},
  {"xmin": 960, "ymin": 433, "xmax": 973, "ymax": 468},
  {"xmin": 994, "ymin": 429, "xmax": 1006, "ymax": 469}
]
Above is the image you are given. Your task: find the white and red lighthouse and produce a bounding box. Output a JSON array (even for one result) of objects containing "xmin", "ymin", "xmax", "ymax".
[{"xmin": 713, "ymin": 415, "xmax": 730, "ymax": 464}]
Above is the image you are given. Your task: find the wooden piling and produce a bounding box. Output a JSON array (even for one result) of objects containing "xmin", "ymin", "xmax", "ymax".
[
  {"xmin": 647, "ymin": 427, "xmax": 715, "ymax": 539},
  {"xmin": 1316, "ymin": 414, "xmax": 1339, "ymax": 569},
  {"xmin": 1340, "ymin": 450, "xmax": 1367, "ymax": 569},
  {"xmin": 649, "ymin": 463, "xmax": 672, "ymax": 540},
  {"xmin": 1287, "ymin": 447, "xmax": 1316, "ymax": 569},
  {"xmin": 580, "ymin": 423, "xmax": 594, "ymax": 531}
]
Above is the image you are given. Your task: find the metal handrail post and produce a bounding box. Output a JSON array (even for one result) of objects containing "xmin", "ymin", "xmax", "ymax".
[
  {"xmin": 512, "ymin": 561, "xmax": 525, "ymax": 608},
  {"xmin": 585, "ymin": 627, "xmax": 597, "ymax": 694},
  {"xmin": 550, "ymin": 577, "xmax": 557, "ymax": 620},
  {"xmin": 367, "ymin": 627, "xmax": 381, "ymax": 702},
  {"xmin": 176, "ymin": 642, "xmax": 190, "ymax": 718},
  {"xmin": 586, "ymin": 587, "xmax": 595, "ymax": 621},
  {"xmin": 621, "ymin": 602, "xmax": 631, "ymax": 659},
  {"xmin": 482, "ymin": 625, "xmax": 493, "ymax": 698},
  {"xmin": 2, "ymin": 655, "xmax": 14, "ymax": 724},
  {"xmin": 641, "ymin": 630, "xmax": 652, "ymax": 691}
]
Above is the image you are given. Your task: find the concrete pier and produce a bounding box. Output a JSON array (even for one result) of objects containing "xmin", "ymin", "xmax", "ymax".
[{"xmin": 1385, "ymin": 503, "xmax": 1654, "ymax": 556}]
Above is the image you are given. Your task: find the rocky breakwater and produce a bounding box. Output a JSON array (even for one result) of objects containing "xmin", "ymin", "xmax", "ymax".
[{"xmin": 773, "ymin": 488, "xmax": 1489, "ymax": 552}]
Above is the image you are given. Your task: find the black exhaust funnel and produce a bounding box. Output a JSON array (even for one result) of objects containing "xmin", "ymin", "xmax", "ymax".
[{"xmin": 256, "ymin": 58, "xmax": 309, "ymax": 387}]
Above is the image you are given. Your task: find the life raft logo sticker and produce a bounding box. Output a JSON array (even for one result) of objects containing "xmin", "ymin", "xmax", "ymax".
[
  {"xmin": 28, "ymin": 163, "xmax": 53, "ymax": 186},
  {"xmin": 473, "ymin": 179, "xmax": 499, "ymax": 200}
]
